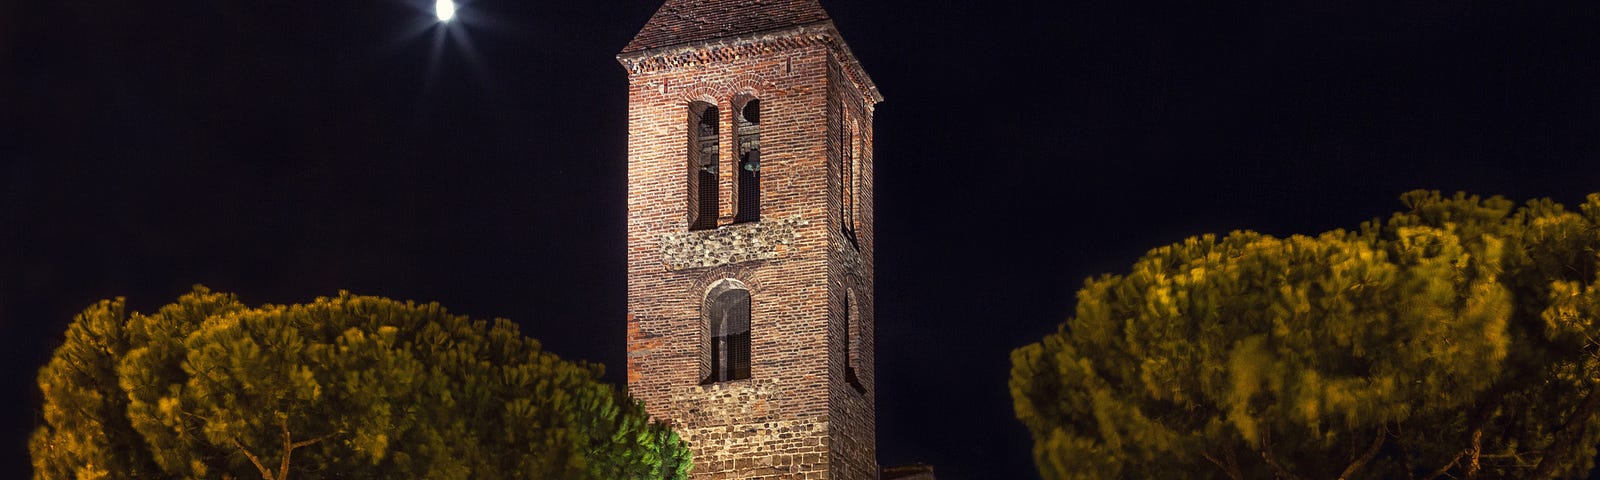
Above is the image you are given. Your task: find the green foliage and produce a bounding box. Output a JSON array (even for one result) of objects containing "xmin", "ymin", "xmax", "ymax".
[
  {"xmin": 31, "ymin": 288, "xmax": 691, "ymax": 480},
  {"xmin": 1012, "ymin": 191, "xmax": 1600, "ymax": 480}
]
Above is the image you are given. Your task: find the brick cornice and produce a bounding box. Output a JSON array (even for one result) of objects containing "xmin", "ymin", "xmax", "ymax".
[{"xmin": 617, "ymin": 21, "xmax": 883, "ymax": 105}]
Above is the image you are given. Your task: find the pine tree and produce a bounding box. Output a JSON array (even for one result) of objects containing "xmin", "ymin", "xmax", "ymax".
[
  {"xmin": 1011, "ymin": 191, "xmax": 1600, "ymax": 479},
  {"xmin": 31, "ymin": 288, "xmax": 691, "ymax": 480}
]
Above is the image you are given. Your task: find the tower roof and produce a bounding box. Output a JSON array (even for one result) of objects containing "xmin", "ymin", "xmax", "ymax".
[{"xmin": 621, "ymin": 0, "xmax": 833, "ymax": 54}]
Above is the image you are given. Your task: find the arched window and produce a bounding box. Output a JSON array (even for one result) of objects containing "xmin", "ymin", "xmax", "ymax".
[
  {"xmin": 734, "ymin": 98, "xmax": 761, "ymax": 224},
  {"xmin": 688, "ymin": 102, "xmax": 720, "ymax": 231},
  {"xmin": 844, "ymin": 289, "xmax": 864, "ymax": 392},
  {"xmin": 703, "ymin": 280, "xmax": 751, "ymax": 384},
  {"xmin": 839, "ymin": 109, "xmax": 859, "ymax": 239}
]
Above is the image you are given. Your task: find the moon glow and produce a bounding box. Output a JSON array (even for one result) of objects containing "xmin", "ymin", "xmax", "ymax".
[{"xmin": 435, "ymin": 0, "xmax": 455, "ymax": 22}]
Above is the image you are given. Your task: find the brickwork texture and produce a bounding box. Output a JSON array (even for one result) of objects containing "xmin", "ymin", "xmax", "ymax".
[{"xmin": 619, "ymin": 2, "xmax": 881, "ymax": 478}]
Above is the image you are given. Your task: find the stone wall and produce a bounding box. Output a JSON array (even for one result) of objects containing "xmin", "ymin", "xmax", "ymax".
[
  {"xmin": 659, "ymin": 216, "xmax": 808, "ymax": 270},
  {"xmin": 669, "ymin": 378, "xmax": 833, "ymax": 479}
]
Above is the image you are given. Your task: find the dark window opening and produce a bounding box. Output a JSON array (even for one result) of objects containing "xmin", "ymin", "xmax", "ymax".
[
  {"xmin": 689, "ymin": 103, "xmax": 720, "ymax": 231},
  {"xmin": 704, "ymin": 284, "xmax": 751, "ymax": 384},
  {"xmin": 839, "ymin": 111, "xmax": 858, "ymax": 243},
  {"xmin": 735, "ymin": 99, "xmax": 761, "ymax": 224},
  {"xmin": 844, "ymin": 292, "xmax": 864, "ymax": 393}
]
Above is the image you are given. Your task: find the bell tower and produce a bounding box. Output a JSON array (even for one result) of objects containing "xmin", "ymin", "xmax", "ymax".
[{"xmin": 618, "ymin": 1, "xmax": 882, "ymax": 478}]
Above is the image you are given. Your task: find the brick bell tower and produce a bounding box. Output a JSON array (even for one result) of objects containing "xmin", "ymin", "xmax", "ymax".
[{"xmin": 618, "ymin": 1, "xmax": 882, "ymax": 478}]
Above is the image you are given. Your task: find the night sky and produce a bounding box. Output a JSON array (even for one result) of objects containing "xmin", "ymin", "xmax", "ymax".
[{"xmin": 5, "ymin": 0, "xmax": 1600, "ymax": 478}]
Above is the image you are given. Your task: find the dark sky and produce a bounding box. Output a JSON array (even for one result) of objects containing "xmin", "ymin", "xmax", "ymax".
[{"xmin": 5, "ymin": 0, "xmax": 1600, "ymax": 478}]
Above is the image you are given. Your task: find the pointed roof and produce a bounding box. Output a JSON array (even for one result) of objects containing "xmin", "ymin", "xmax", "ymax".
[{"xmin": 621, "ymin": 0, "xmax": 833, "ymax": 54}]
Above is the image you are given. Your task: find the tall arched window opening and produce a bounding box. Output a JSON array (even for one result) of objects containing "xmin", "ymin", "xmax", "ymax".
[
  {"xmin": 703, "ymin": 281, "xmax": 752, "ymax": 383},
  {"xmin": 839, "ymin": 112, "xmax": 858, "ymax": 239},
  {"xmin": 734, "ymin": 99, "xmax": 761, "ymax": 224},
  {"xmin": 689, "ymin": 103, "xmax": 720, "ymax": 231}
]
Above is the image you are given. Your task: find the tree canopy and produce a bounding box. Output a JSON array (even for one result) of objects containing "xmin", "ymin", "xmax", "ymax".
[
  {"xmin": 1011, "ymin": 191, "xmax": 1600, "ymax": 480},
  {"xmin": 30, "ymin": 288, "xmax": 690, "ymax": 480}
]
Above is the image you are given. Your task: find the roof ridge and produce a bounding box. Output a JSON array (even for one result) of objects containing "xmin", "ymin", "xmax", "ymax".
[{"xmin": 621, "ymin": 0, "xmax": 833, "ymax": 54}]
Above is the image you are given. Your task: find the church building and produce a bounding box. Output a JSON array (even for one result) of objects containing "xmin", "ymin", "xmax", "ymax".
[{"xmin": 618, "ymin": 1, "xmax": 928, "ymax": 478}]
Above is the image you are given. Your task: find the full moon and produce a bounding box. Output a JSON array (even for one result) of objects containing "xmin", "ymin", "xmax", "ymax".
[{"xmin": 435, "ymin": 0, "xmax": 455, "ymax": 21}]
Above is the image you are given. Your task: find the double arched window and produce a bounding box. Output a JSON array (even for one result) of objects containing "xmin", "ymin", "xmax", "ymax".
[
  {"xmin": 702, "ymin": 279, "xmax": 752, "ymax": 384},
  {"xmin": 687, "ymin": 98, "xmax": 761, "ymax": 230}
]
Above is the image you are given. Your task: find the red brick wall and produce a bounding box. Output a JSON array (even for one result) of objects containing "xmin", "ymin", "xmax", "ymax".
[
  {"xmin": 825, "ymin": 47, "xmax": 877, "ymax": 480},
  {"xmin": 620, "ymin": 24, "xmax": 879, "ymax": 480}
]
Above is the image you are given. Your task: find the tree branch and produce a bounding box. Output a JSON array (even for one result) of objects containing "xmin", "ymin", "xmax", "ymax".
[
  {"xmin": 289, "ymin": 431, "xmax": 339, "ymax": 450},
  {"xmin": 1201, "ymin": 452, "xmax": 1230, "ymax": 477},
  {"xmin": 229, "ymin": 437, "xmax": 274, "ymax": 480},
  {"xmin": 1419, "ymin": 452, "xmax": 1464, "ymax": 480},
  {"xmin": 1256, "ymin": 431, "xmax": 1309, "ymax": 480},
  {"xmin": 269, "ymin": 414, "xmax": 342, "ymax": 480},
  {"xmin": 1529, "ymin": 382, "xmax": 1600, "ymax": 480},
  {"xmin": 1392, "ymin": 423, "xmax": 1415, "ymax": 480},
  {"xmin": 1257, "ymin": 449, "xmax": 1306, "ymax": 480},
  {"xmin": 1201, "ymin": 448, "xmax": 1244, "ymax": 480},
  {"xmin": 1336, "ymin": 425, "xmax": 1387, "ymax": 480},
  {"xmin": 1226, "ymin": 444, "xmax": 1245, "ymax": 480}
]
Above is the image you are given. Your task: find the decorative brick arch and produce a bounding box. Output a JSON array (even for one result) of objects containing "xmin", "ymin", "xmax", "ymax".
[
  {"xmin": 685, "ymin": 264, "xmax": 765, "ymax": 299},
  {"xmin": 677, "ymin": 82, "xmax": 722, "ymax": 106},
  {"xmin": 726, "ymin": 72, "xmax": 774, "ymax": 100},
  {"xmin": 730, "ymin": 92, "xmax": 761, "ymax": 112},
  {"xmin": 674, "ymin": 72, "xmax": 773, "ymax": 106},
  {"xmin": 701, "ymin": 276, "xmax": 750, "ymax": 301}
]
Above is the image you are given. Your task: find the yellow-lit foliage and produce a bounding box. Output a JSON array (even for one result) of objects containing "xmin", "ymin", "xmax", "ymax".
[
  {"xmin": 1012, "ymin": 191, "xmax": 1600, "ymax": 479},
  {"xmin": 30, "ymin": 288, "xmax": 691, "ymax": 480}
]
